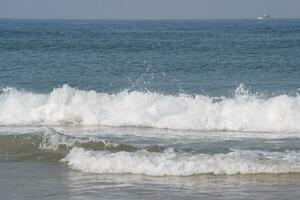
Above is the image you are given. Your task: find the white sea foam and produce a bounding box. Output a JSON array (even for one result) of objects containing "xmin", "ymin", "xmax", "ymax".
[
  {"xmin": 64, "ymin": 148, "xmax": 300, "ymax": 176},
  {"xmin": 0, "ymin": 85, "xmax": 300, "ymax": 133}
]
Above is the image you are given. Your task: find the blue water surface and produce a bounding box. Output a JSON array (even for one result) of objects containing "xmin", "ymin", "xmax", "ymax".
[{"xmin": 0, "ymin": 19, "xmax": 300, "ymax": 96}]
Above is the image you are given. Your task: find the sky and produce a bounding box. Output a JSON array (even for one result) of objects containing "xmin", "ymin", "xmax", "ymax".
[{"xmin": 0, "ymin": 0, "xmax": 299, "ymax": 19}]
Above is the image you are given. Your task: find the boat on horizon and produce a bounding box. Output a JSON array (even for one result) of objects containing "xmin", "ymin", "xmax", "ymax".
[{"xmin": 257, "ymin": 14, "xmax": 271, "ymax": 20}]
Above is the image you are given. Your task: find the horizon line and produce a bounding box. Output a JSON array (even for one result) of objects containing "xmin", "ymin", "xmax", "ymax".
[{"xmin": 1, "ymin": 17, "xmax": 300, "ymax": 21}]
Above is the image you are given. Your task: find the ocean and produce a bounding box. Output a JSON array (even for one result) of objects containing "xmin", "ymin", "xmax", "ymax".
[{"xmin": 0, "ymin": 19, "xmax": 300, "ymax": 199}]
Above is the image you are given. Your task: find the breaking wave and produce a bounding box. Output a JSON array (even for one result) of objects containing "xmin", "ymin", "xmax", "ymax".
[
  {"xmin": 1, "ymin": 130, "xmax": 300, "ymax": 176},
  {"xmin": 64, "ymin": 148, "xmax": 300, "ymax": 176},
  {"xmin": 0, "ymin": 84, "xmax": 300, "ymax": 132},
  {"xmin": 0, "ymin": 131, "xmax": 139, "ymax": 160}
]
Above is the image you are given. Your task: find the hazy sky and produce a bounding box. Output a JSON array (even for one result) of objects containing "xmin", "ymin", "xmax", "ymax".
[{"xmin": 0, "ymin": 0, "xmax": 299, "ymax": 19}]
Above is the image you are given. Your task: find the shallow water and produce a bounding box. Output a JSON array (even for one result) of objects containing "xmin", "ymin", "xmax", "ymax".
[
  {"xmin": 2, "ymin": 158, "xmax": 300, "ymax": 200},
  {"xmin": 1, "ymin": 126, "xmax": 300, "ymax": 200}
]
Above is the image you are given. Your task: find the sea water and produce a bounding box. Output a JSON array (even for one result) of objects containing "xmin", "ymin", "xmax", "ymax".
[{"xmin": 0, "ymin": 19, "xmax": 300, "ymax": 199}]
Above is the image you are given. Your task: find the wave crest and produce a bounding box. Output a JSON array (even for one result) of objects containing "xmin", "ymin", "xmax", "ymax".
[
  {"xmin": 0, "ymin": 85, "xmax": 300, "ymax": 132},
  {"xmin": 64, "ymin": 148, "xmax": 300, "ymax": 176}
]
